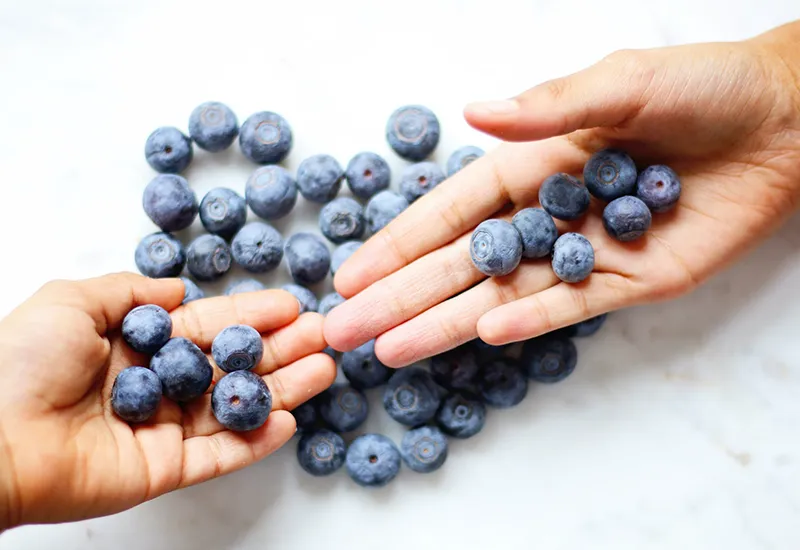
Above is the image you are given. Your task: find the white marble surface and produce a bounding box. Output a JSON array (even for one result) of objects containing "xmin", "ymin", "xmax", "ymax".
[{"xmin": 1, "ymin": 0, "xmax": 800, "ymax": 548}]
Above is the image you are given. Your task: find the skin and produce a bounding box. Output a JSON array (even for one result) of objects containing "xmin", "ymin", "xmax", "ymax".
[
  {"xmin": 324, "ymin": 21, "xmax": 800, "ymax": 367},
  {"xmin": 0, "ymin": 273, "xmax": 335, "ymax": 531},
  {"xmin": 0, "ymin": 20, "xmax": 798, "ymax": 532}
]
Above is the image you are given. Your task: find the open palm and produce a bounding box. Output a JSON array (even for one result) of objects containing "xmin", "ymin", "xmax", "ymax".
[
  {"xmin": 0, "ymin": 274, "xmax": 334, "ymax": 528},
  {"xmin": 324, "ymin": 35, "xmax": 800, "ymax": 366}
]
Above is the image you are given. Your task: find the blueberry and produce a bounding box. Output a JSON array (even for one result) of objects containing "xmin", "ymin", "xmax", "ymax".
[
  {"xmin": 584, "ymin": 148, "xmax": 638, "ymax": 201},
  {"xmin": 446, "ymin": 146, "xmax": 484, "ymax": 176},
  {"xmin": 539, "ymin": 173, "xmax": 590, "ymax": 221},
  {"xmin": 225, "ymin": 278, "xmax": 265, "ymax": 295},
  {"xmin": 135, "ymin": 232, "xmax": 186, "ymax": 278},
  {"xmin": 186, "ymin": 234, "xmax": 232, "ymax": 281},
  {"xmin": 323, "ymin": 346, "xmax": 337, "ymax": 359},
  {"xmin": 341, "ymin": 339, "xmax": 391, "ymax": 389},
  {"xmin": 436, "ymin": 393, "xmax": 486, "ymax": 439},
  {"xmin": 297, "ymin": 429, "xmax": 346, "ymax": 476},
  {"xmin": 246, "ymin": 165, "xmax": 298, "ymax": 220},
  {"xmin": 150, "ymin": 337, "xmax": 213, "ymax": 402},
  {"xmin": 281, "ymin": 283, "xmax": 318, "ymax": 313},
  {"xmin": 512, "ymin": 207, "xmax": 558, "ymax": 259},
  {"xmin": 111, "ymin": 366, "xmax": 162, "ymax": 423},
  {"xmin": 386, "ymin": 105, "xmax": 440, "ymax": 161},
  {"xmin": 383, "ymin": 366, "xmax": 441, "ymax": 426},
  {"xmin": 318, "ymin": 292, "xmax": 345, "ymax": 316},
  {"xmin": 345, "ymin": 434, "xmax": 401, "ymax": 487},
  {"xmin": 285, "ymin": 233, "xmax": 331, "ymax": 285},
  {"xmin": 122, "ymin": 304, "xmax": 173, "ymax": 354},
  {"xmin": 144, "ymin": 126, "xmax": 193, "ymax": 174},
  {"xmin": 399, "ymin": 162, "xmax": 445, "ymax": 203},
  {"xmin": 345, "ymin": 152, "xmax": 391, "ymax": 199},
  {"xmin": 238, "ymin": 111, "xmax": 292, "ymax": 164},
  {"xmin": 331, "ymin": 241, "xmax": 362, "ymax": 275},
  {"xmin": 561, "ymin": 313, "xmax": 608, "ymax": 338},
  {"xmin": 551, "ymin": 233, "xmax": 594, "ymax": 283},
  {"xmin": 471, "ymin": 339, "xmax": 510, "ymax": 360},
  {"xmin": 293, "ymin": 400, "xmax": 320, "ymax": 433},
  {"xmin": 297, "ymin": 154, "xmax": 344, "ymax": 203},
  {"xmin": 212, "ymin": 324, "xmax": 263, "ymax": 373},
  {"xmin": 401, "ymin": 425, "xmax": 448, "ymax": 473},
  {"xmin": 479, "ymin": 359, "xmax": 528, "ymax": 408},
  {"xmin": 188, "ymin": 101, "xmax": 239, "ymax": 152},
  {"xmin": 211, "ymin": 370, "xmax": 272, "ymax": 431},
  {"xmin": 319, "ymin": 384, "xmax": 369, "ymax": 433},
  {"xmin": 470, "ymin": 219, "xmax": 523, "ymax": 277},
  {"xmin": 603, "ymin": 196, "xmax": 651, "ymax": 242},
  {"xmin": 231, "ymin": 222, "xmax": 284, "ymax": 273},
  {"xmin": 430, "ymin": 345, "xmax": 480, "ymax": 395},
  {"xmin": 637, "ymin": 165, "xmax": 681, "ymax": 212},
  {"xmin": 521, "ymin": 336, "xmax": 577, "ymax": 383},
  {"xmin": 365, "ymin": 190, "xmax": 409, "ymax": 234},
  {"xmin": 142, "ymin": 174, "xmax": 198, "ymax": 232},
  {"xmin": 181, "ymin": 277, "xmax": 204, "ymax": 304},
  {"xmin": 198, "ymin": 188, "xmax": 247, "ymax": 240},
  {"xmin": 318, "ymin": 197, "xmax": 365, "ymax": 244}
]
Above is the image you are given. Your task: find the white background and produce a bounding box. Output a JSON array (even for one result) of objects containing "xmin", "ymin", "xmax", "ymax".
[{"xmin": 2, "ymin": 0, "xmax": 800, "ymax": 548}]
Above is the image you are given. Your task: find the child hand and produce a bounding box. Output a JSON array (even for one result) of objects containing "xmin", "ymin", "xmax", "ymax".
[
  {"xmin": 325, "ymin": 21, "xmax": 800, "ymax": 366},
  {"xmin": 0, "ymin": 273, "xmax": 334, "ymax": 529}
]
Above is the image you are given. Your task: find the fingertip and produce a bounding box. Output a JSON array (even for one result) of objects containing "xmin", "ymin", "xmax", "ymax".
[
  {"xmin": 476, "ymin": 311, "xmax": 510, "ymax": 346},
  {"xmin": 321, "ymin": 305, "xmax": 359, "ymax": 352},
  {"xmin": 332, "ymin": 257, "xmax": 365, "ymax": 299},
  {"xmin": 373, "ymin": 333, "xmax": 415, "ymax": 369},
  {"xmin": 249, "ymin": 410, "xmax": 296, "ymax": 457}
]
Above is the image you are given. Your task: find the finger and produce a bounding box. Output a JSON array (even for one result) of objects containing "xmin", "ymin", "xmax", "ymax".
[
  {"xmin": 183, "ymin": 353, "xmax": 336, "ymax": 439},
  {"xmin": 171, "ymin": 290, "xmax": 300, "ymax": 350},
  {"xmin": 325, "ymin": 234, "xmax": 481, "ymax": 352},
  {"xmin": 373, "ymin": 263, "xmax": 559, "ymax": 367},
  {"xmin": 327, "ymin": 139, "xmax": 588, "ymax": 351},
  {"xmin": 477, "ymin": 273, "xmax": 633, "ymax": 344},
  {"xmin": 334, "ymin": 141, "xmax": 556, "ymax": 299},
  {"xmin": 254, "ymin": 312, "xmax": 327, "ymax": 375},
  {"xmin": 179, "ymin": 410, "xmax": 295, "ymax": 489},
  {"xmin": 38, "ymin": 272, "xmax": 185, "ymax": 335},
  {"xmin": 207, "ymin": 313, "xmax": 327, "ymax": 384},
  {"xmin": 464, "ymin": 49, "xmax": 655, "ymax": 142},
  {"xmin": 476, "ymin": 219, "xmax": 683, "ymax": 344}
]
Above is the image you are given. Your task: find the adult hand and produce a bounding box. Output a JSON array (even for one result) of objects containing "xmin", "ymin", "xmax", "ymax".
[{"xmin": 325, "ymin": 21, "xmax": 800, "ymax": 366}]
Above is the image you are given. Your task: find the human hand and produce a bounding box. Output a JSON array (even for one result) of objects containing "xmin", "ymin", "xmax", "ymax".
[
  {"xmin": 324, "ymin": 21, "xmax": 800, "ymax": 366},
  {"xmin": 0, "ymin": 273, "xmax": 334, "ymax": 529}
]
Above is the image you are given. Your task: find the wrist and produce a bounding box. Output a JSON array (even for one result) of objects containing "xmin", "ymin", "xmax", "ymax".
[
  {"xmin": 751, "ymin": 20, "xmax": 800, "ymax": 107},
  {"xmin": 0, "ymin": 424, "xmax": 19, "ymax": 531}
]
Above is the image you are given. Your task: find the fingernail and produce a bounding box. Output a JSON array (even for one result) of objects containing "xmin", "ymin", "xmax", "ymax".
[{"xmin": 465, "ymin": 99, "xmax": 519, "ymax": 116}]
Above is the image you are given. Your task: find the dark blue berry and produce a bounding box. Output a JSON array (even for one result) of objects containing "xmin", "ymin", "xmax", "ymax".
[
  {"xmin": 111, "ymin": 366, "xmax": 162, "ymax": 423},
  {"xmin": 122, "ymin": 304, "xmax": 172, "ymax": 354},
  {"xmin": 400, "ymin": 426, "xmax": 448, "ymax": 473},
  {"xmin": 297, "ymin": 429, "xmax": 346, "ymax": 476},
  {"xmin": 584, "ymin": 148, "xmax": 637, "ymax": 201},
  {"xmin": 211, "ymin": 370, "xmax": 272, "ymax": 431},
  {"xmin": 539, "ymin": 173, "xmax": 590, "ymax": 221}
]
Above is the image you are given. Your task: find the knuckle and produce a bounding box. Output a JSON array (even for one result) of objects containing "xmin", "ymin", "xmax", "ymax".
[
  {"xmin": 570, "ymin": 288, "xmax": 591, "ymax": 319},
  {"xmin": 529, "ymin": 295, "xmax": 553, "ymax": 333},
  {"xmin": 542, "ymin": 77, "xmax": 571, "ymax": 102}
]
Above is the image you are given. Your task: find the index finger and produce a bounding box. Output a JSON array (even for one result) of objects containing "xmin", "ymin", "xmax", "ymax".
[
  {"xmin": 170, "ymin": 289, "xmax": 300, "ymax": 350},
  {"xmin": 333, "ymin": 142, "xmax": 543, "ymax": 298}
]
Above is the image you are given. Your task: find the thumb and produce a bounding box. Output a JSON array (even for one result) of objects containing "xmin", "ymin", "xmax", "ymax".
[
  {"xmin": 464, "ymin": 50, "xmax": 654, "ymax": 142},
  {"xmin": 36, "ymin": 272, "xmax": 185, "ymax": 335}
]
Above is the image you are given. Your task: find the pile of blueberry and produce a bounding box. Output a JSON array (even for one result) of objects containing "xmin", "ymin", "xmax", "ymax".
[
  {"xmin": 113, "ymin": 305, "xmax": 271, "ymax": 431},
  {"xmin": 470, "ymin": 150, "xmax": 682, "ymax": 282},
  {"xmin": 295, "ymin": 314, "xmax": 607, "ymax": 486},
  {"xmin": 122, "ymin": 100, "xmax": 613, "ymax": 488}
]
